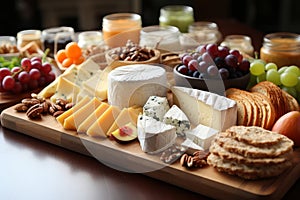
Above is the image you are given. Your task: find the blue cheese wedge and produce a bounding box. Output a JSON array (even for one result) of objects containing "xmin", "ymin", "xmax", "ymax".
[
  {"xmin": 163, "ymin": 105, "xmax": 190, "ymax": 136},
  {"xmin": 137, "ymin": 114, "xmax": 176, "ymax": 154},
  {"xmin": 185, "ymin": 124, "xmax": 218, "ymax": 150},
  {"xmin": 143, "ymin": 96, "xmax": 170, "ymax": 121}
]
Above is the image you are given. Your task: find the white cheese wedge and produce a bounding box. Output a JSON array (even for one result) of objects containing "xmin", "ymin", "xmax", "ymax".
[
  {"xmin": 137, "ymin": 114, "xmax": 176, "ymax": 154},
  {"xmin": 181, "ymin": 138, "xmax": 204, "ymax": 154},
  {"xmin": 172, "ymin": 86, "xmax": 237, "ymax": 131},
  {"xmin": 108, "ymin": 64, "xmax": 168, "ymax": 109},
  {"xmin": 185, "ymin": 124, "xmax": 218, "ymax": 150},
  {"xmin": 163, "ymin": 104, "xmax": 190, "ymax": 136},
  {"xmin": 143, "ymin": 96, "xmax": 170, "ymax": 121}
]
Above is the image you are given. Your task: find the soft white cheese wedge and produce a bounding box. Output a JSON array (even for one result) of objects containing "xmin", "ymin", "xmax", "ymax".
[
  {"xmin": 137, "ymin": 114, "xmax": 176, "ymax": 154},
  {"xmin": 172, "ymin": 86, "xmax": 237, "ymax": 131}
]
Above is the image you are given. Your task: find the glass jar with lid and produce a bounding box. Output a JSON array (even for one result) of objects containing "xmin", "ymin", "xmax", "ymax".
[
  {"xmin": 102, "ymin": 13, "xmax": 142, "ymax": 48},
  {"xmin": 159, "ymin": 5, "xmax": 194, "ymax": 33},
  {"xmin": 260, "ymin": 32, "xmax": 300, "ymax": 68},
  {"xmin": 78, "ymin": 31, "xmax": 103, "ymax": 49},
  {"xmin": 180, "ymin": 21, "xmax": 222, "ymax": 50},
  {"xmin": 140, "ymin": 25, "xmax": 181, "ymax": 52},
  {"xmin": 221, "ymin": 35, "xmax": 254, "ymax": 56},
  {"xmin": 17, "ymin": 29, "xmax": 42, "ymax": 50},
  {"xmin": 42, "ymin": 26, "xmax": 74, "ymax": 58}
]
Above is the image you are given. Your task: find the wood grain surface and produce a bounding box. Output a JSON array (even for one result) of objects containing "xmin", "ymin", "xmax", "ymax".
[{"xmin": 1, "ymin": 105, "xmax": 300, "ymax": 200}]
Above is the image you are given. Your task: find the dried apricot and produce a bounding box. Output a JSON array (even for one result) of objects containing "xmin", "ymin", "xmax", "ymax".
[
  {"xmin": 56, "ymin": 49, "xmax": 67, "ymax": 63},
  {"xmin": 73, "ymin": 56, "xmax": 85, "ymax": 65},
  {"xmin": 65, "ymin": 42, "xmax": 82, "ymax": 59},
  {"xmin": 62, "ymin": 57, "xmax": 73, "ymax": 68}
]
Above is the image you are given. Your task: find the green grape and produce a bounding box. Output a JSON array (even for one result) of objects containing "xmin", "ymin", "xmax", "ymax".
[
  {"xmin": 280, "ymin": 72, "xmax": 298, "ymax": 87},
  {"xmin": 250, "ymin": 61, "xmax": 265, "ymax": 76},
  {"xmin": 266, "ymin": 69, "xmax": 281, "ymax": 85},
  {"xmin": 295, "ymin": 77, "xmax": 300, "ymax": 92},
  {"xmin": 278, "ymin": 66, "xmax": 288, "ymax": 74},
  {"xmin": 265, "ymin": 62, "xmax": 278, "ymax": 71},
  {"xmin": 256, "ymin": 72, "xmax": 266, "ymax": 83},
  {"xmin": 285, "ymin": 65, "xmax": 300, "ymax": 76},
  {"xmin": 281, "ymin": 86, "xmax": 297, "ymax": 98}
]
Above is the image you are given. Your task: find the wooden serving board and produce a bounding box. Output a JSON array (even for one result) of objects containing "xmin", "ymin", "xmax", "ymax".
[{"xmin": 1, "ymin": 105, "xmax": 300, "ymax": 200}]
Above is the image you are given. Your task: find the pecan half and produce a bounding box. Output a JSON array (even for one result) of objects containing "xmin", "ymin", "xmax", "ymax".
[{"xmin": 26, "ymin": 104, "xmax": 43, "ymax": 119}]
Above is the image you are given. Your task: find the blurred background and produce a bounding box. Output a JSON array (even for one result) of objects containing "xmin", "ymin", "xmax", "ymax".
[{"xmin": 1, "ymin": 0, "xmax": 300, "ymax": 36}]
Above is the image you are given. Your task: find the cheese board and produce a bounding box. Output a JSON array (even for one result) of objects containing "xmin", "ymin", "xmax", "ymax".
[{"xmin": 1, "ymin": 105, "xmax": 300, "ymax": 200}]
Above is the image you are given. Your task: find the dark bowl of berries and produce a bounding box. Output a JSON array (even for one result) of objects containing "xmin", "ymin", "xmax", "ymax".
[{"xmin": 173, "ymin": 44, "xmax": 251, "ymax": 95}]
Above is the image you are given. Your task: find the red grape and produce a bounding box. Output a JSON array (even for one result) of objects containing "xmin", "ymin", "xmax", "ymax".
[
  {"xmin": 217, "ymin": 46, "xmax": 230, "ymax": 58},
  {"xmin": 206, "ymin": 43, "xmax": 218, "ymax": 58},
  {"xmin": 31, "ymin": 60, "xmax": 42, "ymax": 70},
  {"xmin": 11, "ymin": 81, "xmax": 22, "ymax": 94},
  {"xmin": 188, "ymin": 59, "xmax": 199, "ymax": 71},
  {"xmin": 41, "ymin": 62, "xmax": 52, "ymax": 74},
  {"xmin": 198, "ymin": 61, "xmax": 208, "ymax": 73},
  {"xmin": 0, "ymin": 83, "xmax": 5, "ymax": 92},
  {"xmin": 38, "ymin": 76, "xmax": 47, "ymax": 86},
  {"xmin": 21, "ymin": 58, "xmax": 32, "ymax": 71},
  {"xmin": 219, "ymin": 68, "xmax": 230, "ymax": 80},
  {"xmin": 18, "ymin": 71, "xmax": 30, "ymax": 84},
  {"xmin": 196, "ymin": 45, "xmax": 206, "ymax": 54},
  {"xmin": 11, "ymin": 66, "xmax": 21, "ymax": 74},
  {"xmin": 225, "ymin": 54, "xmax": 238, "ymax": 68},
  {"xmin": 177, "ymin": 65, "xmax": 188, "ymax": 75},
  {"xmin": 45, "ymin": 71, "xmax": 56, "ymax": 83},
  {"xmin": 31, "ymin": 56, "xmax": 42, "ymax": 63},
  {"xmin": 201, "ymin": 52, "xmax": 213, "ymax": 65},
  {"xmin": 28, "ymin": 79, "xmax": 39, "ymax": 90},
  {"xmin": 207, "ymin": 65, "xmax": 219, "ymax": 77},
  {"xmin": 2, "ymin": 76, "xmax": 15, "ymax": 90},
  {"xmin": 239, "ymin": 59, "xmax": 250, "ymax": 72},
  {"xmin": 29, "ymin": 68, "xmax": 41, "ymax": 80},
  {"xmin": 0, "ymin": 68, "xmax": 11, "ymax": 81},
  {"xmin": 182, "ymin": 55, "xmax": 193, "ymax": 66}
]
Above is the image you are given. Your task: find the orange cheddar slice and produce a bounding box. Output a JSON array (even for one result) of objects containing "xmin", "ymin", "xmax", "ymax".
[
  {"xmin": 106, "ymin": 106, "xmax": 141, "ymax": 136},
  {"xmin": 77, "ymin": 102, "xmax": 110, "ymax": 134},
  {"xmin": 63, "ymin": 97, "xmax": 102, "ymax": 130},
  {"xmin": 56, "ymin": 96, "xmax": 91, "ymax": 126},
  {"xmin": 87, "ymin": 105, "xmax": 121, "ymax": 137}
]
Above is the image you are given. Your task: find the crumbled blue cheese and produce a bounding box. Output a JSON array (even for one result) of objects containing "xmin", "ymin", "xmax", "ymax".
[
  {"xmin": 143, "ymin": 96, "xmax": 170, "ymax": 121},
  {"xmin": 163, "ymin": 105, "xmax": 190, "ymax": 136}
]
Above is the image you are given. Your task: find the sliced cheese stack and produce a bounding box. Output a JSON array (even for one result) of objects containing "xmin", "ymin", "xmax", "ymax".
[
  {"xmin": 172, "ymin": 86, "xmax": 237, "ymax": 131},
  {"xmin": 107, "ymin": 64, "xmax": 168, "ymax": 109}
]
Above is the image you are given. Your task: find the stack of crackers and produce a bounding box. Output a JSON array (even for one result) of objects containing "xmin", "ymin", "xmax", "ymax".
[
  {"xmin": 226, "ymin": 81, "xmax": 300, "ymax": 130},
  {"xmin": 207, "ymin": 126, "xmax": 294, "ymax": 180}
]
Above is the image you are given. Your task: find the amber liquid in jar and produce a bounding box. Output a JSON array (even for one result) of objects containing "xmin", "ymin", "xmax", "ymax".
[
  {"xmin": 260, "ymin": 32, "xmax": 300, "ymax": 68},
  {"xmin": 102, "ymin": 13, "xmax": 142, "ymax": 48}
]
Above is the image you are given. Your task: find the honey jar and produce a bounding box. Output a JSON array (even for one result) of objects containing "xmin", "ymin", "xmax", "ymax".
[
  {"xmin": 221, "ymin": 35, "xmax": 254, "ymax": 56},
  {"xmin": 102, "ymin": 13, "xmax": 142, "ymax": 48},
  {"xmin": 260, "ymin": 32, "xmax": 300, "ymax": 68},
  {"xmin": 17, "ymin": 29, "xmax": 42, "ymax": 50}
]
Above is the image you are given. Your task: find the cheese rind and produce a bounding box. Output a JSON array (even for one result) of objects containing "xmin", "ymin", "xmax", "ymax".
[
  {"xmin": 143, "ymin": 96, "xmax": 170, "ymax": 121},
  {"xmin": 172, "ymin": 86, "xmax": 237, "ymax": 131},
  {"xmin": 185, "ymin": 124, "xmax": 218, "ymax": 150},
  {"xmin": 108, "ymin": 64, "xmax": 168, "ymax": 109},
  {"xmin": 137, "ymin": 114, "xmax": 176, "ymax": 154},
  {"xmin": 163, "ymin": 104, "xmax": 190, "ymax": 136}
]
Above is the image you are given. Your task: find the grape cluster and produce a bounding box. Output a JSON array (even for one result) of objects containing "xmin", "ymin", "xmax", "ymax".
[
  {"xmin": 249, "ymin": 60, "xmax": 300, "ymax": 101},
  {"xmin": 0, "ymin": 57, "xmax": 56, "ymax": 94},
  {"xmin": 177, "ymin": 44, "xmax": 250, "ymax": 80}
]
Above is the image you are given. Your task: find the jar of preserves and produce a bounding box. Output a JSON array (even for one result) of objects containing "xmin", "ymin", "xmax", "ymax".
[
  {"xmin": 221, "ymin": 35, "xmax": 254, "ymax": 56},
  {"xmin": 78, "ymin": 31, "xmax": 103, "ymax": 49},
  {"xmin": 42, "ymin": 26, "xmax": 74, "ymax": 58},
  {"xmin": 260, "ymin": 32, "xmax": 300, "ymax": 67},
  {"xmin": 102, "ymin": 13, "xmax": 142, "ymax": 48},
  {"xmin": 17, "ymin": 29, "xmax": 42, "ymax": 50},
  {"xmin": 140, "ymin": 25, "xmax": 181, "ymax": 52},
  {"xmin": 159, "ymin": 5, "xmax": 194, "ymax": 33}
]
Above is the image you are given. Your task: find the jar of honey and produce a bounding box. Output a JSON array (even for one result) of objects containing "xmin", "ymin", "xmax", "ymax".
[
  {"xmin": 260, "ymin": 32, "xmax": 300, "ymax": 68},
  {"xmin": 102, "ymin": 13, "xmax": 142, "ymax": 48},
  {"xmin": 159, "ymin": 5, "xmax": 194, "ymax": 33},
  {"xmin": 78, "ymin": 31, "xmax": 103, "ymax": 49},
  {"xmin": 17, "ymin": 29, "xmax": 42, "ymax": 50}
]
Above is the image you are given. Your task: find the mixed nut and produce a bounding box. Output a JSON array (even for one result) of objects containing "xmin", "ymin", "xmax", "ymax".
[
  {"xmin": 109, "ymin": 40, "xmax": 156, "ymax": 62},
  {"xmin": 15, "ymin": 93, "xmax": 73, "ymax": 119}
]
